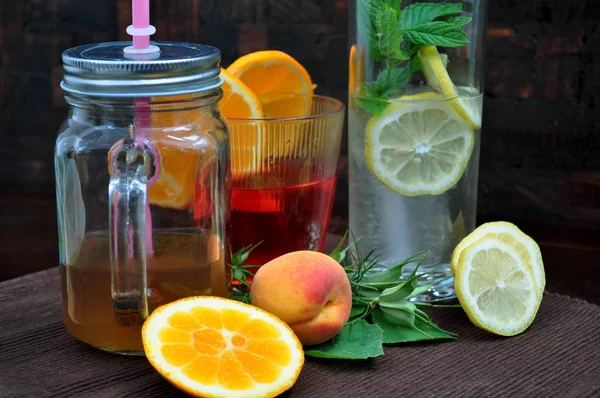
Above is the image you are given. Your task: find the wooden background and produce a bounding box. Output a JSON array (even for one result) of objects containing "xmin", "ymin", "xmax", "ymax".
[{"xmin": 0, "ymin": 0, "xmax": 599, "ymax": 301}]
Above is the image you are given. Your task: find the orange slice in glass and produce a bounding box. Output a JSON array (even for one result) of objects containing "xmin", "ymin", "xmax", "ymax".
[
  {"xmin": 219, "ymin": 68, "xmax": 264, "ymax": 119},
  {"xmin": 108, "ymin": 67, "xmax": 264, "ymax": 210},
  {"xmin": 219, "ymin": 68, "xmax": 266, "ymax": 175},
  {"xmin": 107, "ymin": 107, "xmax": 213, "ymax": 210},
  {"xmin": 142, "ymin": 296, "xmax": 304, "ymax": 398},
  {"xmin": 147, "ymin": 69, "xmax": 264, "ymax": 209},
  {"xmin": 226, "ymin": 50, "xmax": 314, "ymax": 118}
]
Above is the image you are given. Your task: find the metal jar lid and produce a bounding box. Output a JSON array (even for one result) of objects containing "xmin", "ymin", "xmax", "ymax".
[{"xmin": 61, "ymin": 41, "xmax": 222, "ymax": 97}]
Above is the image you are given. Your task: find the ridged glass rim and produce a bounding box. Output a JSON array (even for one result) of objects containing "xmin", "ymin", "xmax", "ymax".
[{"xmin": 226, "ymin": 93, "xmax": 345, "ymax": 123}]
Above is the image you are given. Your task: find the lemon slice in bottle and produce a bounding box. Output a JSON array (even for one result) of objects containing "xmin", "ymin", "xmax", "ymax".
[
  {"xmin": 365, "ymin": 92, "xmax": 474, "ymax": 196},
  {"xmin": 455, "ymin": 237, "xmax": 542, "ymax": 336},
  {"xmin": 451, "ymin": 221, "xmax": 546, "ymax": 299},
  {"xmin": 418, "ymin": 46, "xmax": 482, "ymax": 129}
]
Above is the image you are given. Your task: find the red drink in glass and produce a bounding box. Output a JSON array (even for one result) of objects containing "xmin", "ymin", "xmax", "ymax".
[
  {"xmin": 226, "ymin": 94, "xmax": 345, "ymax": 276},
  {"xmin": 230, "ymin": 165, "xmax": 337, "ymax": 267}
]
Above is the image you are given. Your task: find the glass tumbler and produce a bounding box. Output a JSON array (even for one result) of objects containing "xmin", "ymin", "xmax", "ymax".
[{"xmin": 227, "ymin": 94, "xmax": 345, "ymax": 270}]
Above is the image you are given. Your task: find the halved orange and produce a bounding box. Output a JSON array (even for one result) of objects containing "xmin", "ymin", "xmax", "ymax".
[
  {"xmin": 226, "ymin": 50, "xmax": 314, "ymax": 118},
  {"xmin": 142, "ymin": 296, "xmax": 304, "ymax": 398}
]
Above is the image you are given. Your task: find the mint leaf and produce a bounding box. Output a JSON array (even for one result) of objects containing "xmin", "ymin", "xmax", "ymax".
[
  {"xmin": 375, "ymin": 3, "xmax": 408, "ymax": 61},
  {"xmin": 357, "ymin": 0, "xmax": 384, "ymax": 61},
  {"xmin": 410, "ymin": 56, "xmax": 422, "ymax": 72},
  {"xmin": 357, "ymin": 83, "xmax": 388, "ymax": 114},
  {"xmin": 355, "ymin": 1, "xmax": 472, "ymax": 115},
  {"xmin": 382, "ymin": 0, "xmax": 401, "ymax": 10},
  {"xmin": 446, "ymin": 16, "xmax": 472, "ymax": 27},
  {"xmin": 402, "ymin": 21, "xmax": 468, "ymax": 47},
  {"xmin": 376, "ymin": 65, "xmax": 411, "ymax": 95},
  {"xmin": 304, "ymin": 319, "xmax": 384, "ymax": 359},
  {"xmin": 371, "ymin": 307, "xmax": 456, "ymax": 343},
  {"xmin": 400, "ymin": 2, "xmax": 463, "ymax": 29}
]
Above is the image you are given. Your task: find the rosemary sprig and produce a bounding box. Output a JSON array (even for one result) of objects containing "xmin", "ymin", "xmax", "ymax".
[{"xmin": 227, "ymin": 242, "xmax": 262, "ymax": 304}]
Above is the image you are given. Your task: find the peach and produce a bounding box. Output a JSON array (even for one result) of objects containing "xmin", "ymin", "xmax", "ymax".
[{"xmin": 250, "ymin": 250, "xmax": 352, "ymax": 346}]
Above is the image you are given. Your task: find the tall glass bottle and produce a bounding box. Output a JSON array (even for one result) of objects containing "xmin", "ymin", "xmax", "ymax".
[{"xmin": 348, "ymin": 0, "xmax": 487, "ymax": 300}]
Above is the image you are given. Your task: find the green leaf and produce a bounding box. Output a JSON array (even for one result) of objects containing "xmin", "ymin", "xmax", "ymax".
[
  {"xmin": 230, "ymin": 242, "xmax": 262, "ymax": 267},
  {"xmin": 379, "ymin": 277, "xmax": 419, "ymax": 302},
  {"xmin": 414, "ymin": 307, "xmax": 458, "ymax": 338},
  {"xmin": 406, "ymin": 282, "xmax": 433, "ymax": 299},
  {"xmin": 376, "ymin": 64, "xmax": 411, "ymax": 95},
  {"xmin": 446, "ymin": 16, "xmax": 472, "ymax": 27},
  {"xmin": 357, "ymin": 285, "xmax": 383, "ymax": 299},
  {"xmin": 362, "ymin": 251, "xmax": 426, "ymax": 285},
  {"xmin": 357, "ymin": 83, "xmax": 389, "ymax": 114},
  {"xmin": 380, "ymin": 306, "xmax": 413, "ymax": 325},
  {"xmin": 349, "ymin": 303, "xmax": 369, "ymax": 320},
  {"xmin": 400, "ymin": 2, "xmax": 463, "ymax": 29},
  {"xmin": 374, "ymin": 3, "xmax": 407, "ymax": 61},
  {"xmin": 304, "ymin": 319, "xmax": 384, "ymax": 359},
  {"xmin": 410, "ymin": 56, "xmax": 422, "ymax": 72},
  {"xmin": 371, "ymin": 307, "xmax": 456, "ymax": 343},
  {"xmin": 357, "ymin": 0, "xmax": 384, "ymax": 61},
  {"xmin": 361, "ymin": 281, "xmax": 401, "ymax": 290},
  {"xmin": 357, "ymin": 96, "xmax": 389, "ymax": 114},
  {"xmin": 227, "ymin": 243, "xmax": 262, "ymax": 303},
  {"xmin": 382, "ymin": 0, "xmax": 401, "ymax": 11},
  {"xmin": 329, "ymin": 231, "xmax": 351, "ymax": 263},
  {"xmin": 379, "ymin": 300, "xmax": 418, "ymax": 318},
  {"xmin": 227, "ymin": 290, "xmax": 251, "ymax": 304},
  {"xmin": 402, "ymin": 21, "xmax": 469, "ymax": 47}
]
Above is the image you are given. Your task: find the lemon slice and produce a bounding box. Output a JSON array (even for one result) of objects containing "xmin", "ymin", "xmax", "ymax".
[
  {"xmin": 418, "ymin": 46, "xmax": 482, "ymax": 129},
  {"xmin": 365, "ymin": 92, "xmax": 474, "ymax": 196},
  {"xmin": 451, "ymin": 221, "xmax": 545, "ymax": 299},
  {"xmin": 455, "ymin": 237, "xmax": 542, "ymax": 336}
]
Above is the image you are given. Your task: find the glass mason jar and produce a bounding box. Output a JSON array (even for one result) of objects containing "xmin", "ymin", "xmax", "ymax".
[
  {"xmin": 56, "ymin": 42, "xmax": 230, "ymax": 354},
  {"xmin": 348, "ymin": 0, "xmax": 487, "ymax": 301}
]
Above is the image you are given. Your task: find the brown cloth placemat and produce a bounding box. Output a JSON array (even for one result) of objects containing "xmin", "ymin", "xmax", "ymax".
[{"xmin": 0, "ymin": 268, "xmax": 598, "ymax": 398}]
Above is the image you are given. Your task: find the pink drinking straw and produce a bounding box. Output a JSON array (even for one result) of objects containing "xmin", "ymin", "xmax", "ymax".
[
  {"xmin": 131, "ymin": 0, "xmax": 151, "ymax": 50},
  {"xmin": 125, "ymin": 0, "xmax": 159, "ymax": 55},
  {"xmin": 124, "ymin": 0, "xmax": 160, "ymax": 257}
]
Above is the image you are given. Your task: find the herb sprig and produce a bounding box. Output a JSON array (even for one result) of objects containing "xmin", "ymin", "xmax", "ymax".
[
  {"xmin": 356, "ymin": 0, "xmax": 471, "ymax": 114},
  {"xmin": 227, "ymin": 242, "xmax": 262, "ymax": 304},
  {"xmin": 228, "ymin": 232, "xmax": 458, "ymax": 360},
  {"xmin": 304, "ymin": 232, "xmax": 457, "ymax": 359}
]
